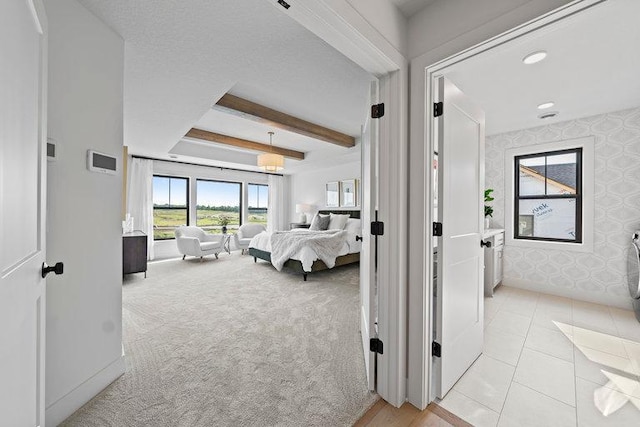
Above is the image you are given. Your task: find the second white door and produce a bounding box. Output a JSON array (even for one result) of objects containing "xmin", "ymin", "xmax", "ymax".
[{"xmin": 434, "ymin": 76, "xmax": 485, "ymax": 398}]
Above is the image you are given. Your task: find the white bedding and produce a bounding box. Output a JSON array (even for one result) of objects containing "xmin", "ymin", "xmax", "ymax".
[{"xmin": 249, "ymin": 229, "xmax": 361, "ymax": 272}]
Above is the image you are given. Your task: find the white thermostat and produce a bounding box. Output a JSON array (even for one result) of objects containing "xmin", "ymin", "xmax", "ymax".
[{"xmin": 87, "ymin": 150, "xmax": 117, "ymax": 175}]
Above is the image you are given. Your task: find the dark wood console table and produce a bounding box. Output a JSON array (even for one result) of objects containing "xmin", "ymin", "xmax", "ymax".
[{"xmin": 123, "ymin": 231, "xmax": 147, "ymax": 277}]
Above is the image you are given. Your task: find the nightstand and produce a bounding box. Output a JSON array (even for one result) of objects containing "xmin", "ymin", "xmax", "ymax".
[{"xmin": 290, "ymin": 223, "xmax": 311, "ymax": 229}]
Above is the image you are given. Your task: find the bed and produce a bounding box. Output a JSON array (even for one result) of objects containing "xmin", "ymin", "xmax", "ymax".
[{"xmin": 248, "ymin": 210, "xmax": 361, "ymax": 281}]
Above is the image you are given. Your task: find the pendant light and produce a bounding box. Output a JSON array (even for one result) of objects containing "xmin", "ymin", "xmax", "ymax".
[{"xmin": 257, "ymin": 131, "xmax": 284, "ymax": 172}]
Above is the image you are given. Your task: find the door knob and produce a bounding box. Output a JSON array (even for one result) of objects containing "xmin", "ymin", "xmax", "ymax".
[
  {"xmin": 480, "ymin": 240, "xmax": 492, "ymax": 248},
  {"xmin": 356, "ymin": 235, "xmax": 363, "ymax": 242},
  {"xmin": 42, "ymin": 262, "xmax": 64, "ymax": 278}
]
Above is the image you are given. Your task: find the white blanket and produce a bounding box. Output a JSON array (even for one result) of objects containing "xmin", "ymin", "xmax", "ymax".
[{"xmin": 269, "ymin": 230, "xmax": 348, "ymax": 272}]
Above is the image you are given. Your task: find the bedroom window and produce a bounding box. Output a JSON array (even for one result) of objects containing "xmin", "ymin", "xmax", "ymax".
[
  {"xmin": 196, "ymin": 179, "xmax": 242, "ymax": 234},
  {"xmin": 514, "ymin": 148, "xmax": 582, "ymax": 243},
  {"xmin": 152, "ymin": 175, "xmax": 189, "ymax": 240},
  {"xmin": 247, "ymin": 184, "xmax": 268, "ymax": 227}
]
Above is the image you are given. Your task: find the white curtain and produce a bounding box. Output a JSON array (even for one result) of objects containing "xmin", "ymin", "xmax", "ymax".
[
  {"xmin": 267, "ymin": 175, "xmax": 286, "ymax": 232},
  {"xmin": 127, "ymin": 157, "xmax": 154, "ymax": 260}
]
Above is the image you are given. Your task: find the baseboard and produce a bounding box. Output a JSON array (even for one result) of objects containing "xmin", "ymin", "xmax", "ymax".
[
  {"xmin": 501, "ymin": 277, "xmax": 632, "ymax": 310},
  {"xmin": 45, "ymin": 356, "xmax": 125, "ymax": 426}
]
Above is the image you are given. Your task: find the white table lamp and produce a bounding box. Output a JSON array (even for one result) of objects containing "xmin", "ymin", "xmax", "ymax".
[{"xmin": 296, "ymin": 203, "xmax": 312, "ymax": 223}]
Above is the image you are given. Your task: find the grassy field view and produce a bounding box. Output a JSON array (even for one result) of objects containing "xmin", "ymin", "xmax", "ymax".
[{"xmin": 153, "ymin": 208, "xmax": 267, "ymax": 240}]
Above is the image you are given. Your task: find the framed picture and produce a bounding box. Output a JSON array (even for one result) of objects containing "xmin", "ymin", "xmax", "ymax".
[
  {"xmin": 326, "ymin": 182, "xmax": 339, "ymax": 207},
  {"xmin": 340, "ymin": 179, "xmax": 358, "ymax": 207}
]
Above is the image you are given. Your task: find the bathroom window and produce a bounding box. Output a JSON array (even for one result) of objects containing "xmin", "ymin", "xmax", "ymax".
[
  {"xmin": 504, "ymin": 136, "xmax": 594, "ymax": 253},
  {"xmin": 514, "ymin": 148, "xmax": 582, "ymax": 243}
]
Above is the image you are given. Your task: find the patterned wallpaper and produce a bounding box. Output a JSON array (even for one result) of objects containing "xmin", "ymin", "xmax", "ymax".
[{"xmin": 486, "ymin": 107, "xmax": 640, "ymax": 308}]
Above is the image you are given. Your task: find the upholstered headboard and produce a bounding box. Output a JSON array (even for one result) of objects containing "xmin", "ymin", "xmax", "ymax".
[{"xmin": 318, "ymin": 210, "xmax": 361, "ymax": 219}]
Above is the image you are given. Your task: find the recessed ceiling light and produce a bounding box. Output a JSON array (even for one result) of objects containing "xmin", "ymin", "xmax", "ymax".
[
  {"xmin": 523, "ymin": 51, "xmax": 547, "ymax": 65},
  {"xmin": 537, "ymin": 102, "xmax": 555, "ymax": 110},
  {"xmin": 538, "ymin": 111, "xmax": 559, "ymax": 120}
]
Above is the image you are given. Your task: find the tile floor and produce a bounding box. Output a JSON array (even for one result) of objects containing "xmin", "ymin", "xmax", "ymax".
[{"xmin": 438, "ymin": 285, "xmax": 640, "ymax": 427}]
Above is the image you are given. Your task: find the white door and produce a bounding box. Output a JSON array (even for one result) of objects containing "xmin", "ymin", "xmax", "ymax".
[
  {"xmin": 434, "ymin": 77, "xmax": 485, "ymax": 398},
  {"xmin": 0, "ymin": 0, "xmax": 48, "ymax": 424},
  {"xmin": 360, "ymin": 79, "xmax": 379, "ymax": 390}
]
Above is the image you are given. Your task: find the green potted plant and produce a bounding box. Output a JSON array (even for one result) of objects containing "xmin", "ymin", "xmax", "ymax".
[
  {"xmin": 484, "ymin": 188, "xmax": 494, "ymax": 229},
  {"xmin": 218, "ymin": 215, "xmax": 230, "ymax": 234}
]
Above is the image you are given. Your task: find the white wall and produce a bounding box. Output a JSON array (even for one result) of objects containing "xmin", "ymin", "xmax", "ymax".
[
  {"xmin": 45, "ymin": 0, "xmax": 125, "ymax": 424},
  {"xmin": 150, "ymin": 160, "xmax": 277, "ymax": 260},
  {"xmin": 347, "ymin": 0, "xmax": 408, "ymax": 56},
  {"xmin": 486, "ymin": 107, "xmax": 640, "ymax": 308},
  {"xmin": 289, "ymin": 160, "xmax": 361, "ymax": 222}
]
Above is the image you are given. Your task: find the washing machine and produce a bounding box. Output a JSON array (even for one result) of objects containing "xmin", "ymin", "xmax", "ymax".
[{"xmin": 629, "ymin": 231, "xmax": 640, "ymax": 322}]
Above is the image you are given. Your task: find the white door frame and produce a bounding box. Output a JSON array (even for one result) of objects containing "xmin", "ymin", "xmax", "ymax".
[
  {"xmin": 271, "ymin": 0, "xmax": 408, "ymax": 406},
  {"xmin": 407, "ymin": 0, "xmax": 606, "ymax": 408}
]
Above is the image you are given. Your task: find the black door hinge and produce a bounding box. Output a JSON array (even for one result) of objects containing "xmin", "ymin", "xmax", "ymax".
[
  {"xmin": 371, "ymin": 221, "xmax": 384, "ymax": 236},
  {"xmin": 371, "ymin": 103, "xmax": 385, "ymax": 119},
  {"xmin": 370, "ymin": 338, "xmax": 384, "ymax": 354},
  {"xmin": 433, "ymin": 222, "xmax": 443, "ymax": 237},
  {"xmin": 434, "ymin": 102, "xmax": 443, "ymax": 117},
  {"xmin": 277, "ymin": 0, "xmax": 291, "ymax": 9},
  {"xmin": 432, "ymin": 341, "xmax": 441, "ymax": 358}
]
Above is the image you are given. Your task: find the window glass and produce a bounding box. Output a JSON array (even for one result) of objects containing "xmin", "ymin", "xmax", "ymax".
[
  {"xmin": 153, "ymin": 176, "xmax": 188, "ymax": 240},
  {"xmin": 196, "ymin": 180, "xmax": 241, "ymax": 234},
  {"xmin": 518, "ymin": 198, "xmax": 577, "ymax": 240},
  {"xmin": 518, "ymin": 156, "xmax": 546, "ymax": 196},
  {"xmin": 247, "ymin": 184, "xmax": 268, "ymax": 227}
]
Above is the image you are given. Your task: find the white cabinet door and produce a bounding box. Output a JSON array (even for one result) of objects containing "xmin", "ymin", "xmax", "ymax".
[
  {"xmin": 434, "ymin": 77, "xmax": 485, "ymax": 398},
  {"xmin": 494, "ymin": 246, "xmax": 504, "ymax": 286},
  {"xmin": 0, "ymin": 0, "xmax": 48, "ymax": 424}
]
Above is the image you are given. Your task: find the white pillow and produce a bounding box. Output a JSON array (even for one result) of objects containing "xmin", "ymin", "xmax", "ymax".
[
  {"xmin": 344, "ymin": 218, "xmax": 361, "ymax": 235},
  {"xmin": 328, "ymin": 213, "xmax": 350, "ymax": 230}
]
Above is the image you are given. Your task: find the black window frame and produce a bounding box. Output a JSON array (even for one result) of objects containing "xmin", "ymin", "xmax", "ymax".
[
  {"xmin": 514, "ymin": 147, "xmax": 583, "ymax": 243},
  {"xmin": 247, "ymin": 183, "xmax": 269, "ymax": 225},
  {"xmin": 195, "ymin": 178, "xmax": 243, "ymax": 231},
  {"xmin": 152, "ymin": 174, "xmax": 190, "ymax": 241}
]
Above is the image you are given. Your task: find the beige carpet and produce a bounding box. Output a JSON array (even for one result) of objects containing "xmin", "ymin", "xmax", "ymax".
[{"xmin": 62, "ymin": 254, "xmax": 377, "ymax": 426}]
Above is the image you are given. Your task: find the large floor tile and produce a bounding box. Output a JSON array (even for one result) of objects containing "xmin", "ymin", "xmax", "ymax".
[
  {"xmin": 572, "ymin": 300, "xmax": 618, "ymax": 335},
  {"xmin": 497, "ymin": 382, "xmax": 576, "ymax": 427},
  {"xmin": 601, "ymin": 370, "xmax": 640, "ymax": 400},
  {"xmin": 500, "ymin": 297, "xmax": 538, "ymax": 317},
  {"xmin": 488, "ymin": 310, "xmax": 532, "ymax": 338},
  {"xmin": 438, "ymin": 389, "xmax": 499, "ymax": 427},
  {"xmin": 513, "ymin": 348, "xmax": 576, "ymax": 406},
  {"xmin": 573, "ymin": 325, "xmax": 628, "ymax": 358},
  {"xmin": 453, "ymin": 355, "xmax": 515, "ymax": 412},
  {"xmin": 532, "ymin": 297, "xmax": 573, "ymax": 332},
  {"xmin": 576, "ymin": 377, "xmax": 640, "ymax": 426},
  {"xmin": 536, "ymin": 293, "xmax": 573, "ymax": 312},
  {"xmin": 610, "ymin": 307, "xmax": 640, "ymax": 342},
  {"xmin": 483, "ymin": 328, "xmax": 525, "ymax": 366},
  {"xmin": 524, "ymin": 324, "xmax": 574, "ymax": 362},
  {"xmin": 574, "ymin": 344, "xmax": 638, "ymax": 386},
  {"xmin": 624, "ymin": 340, "xmax": 640, "ymax": 377}
]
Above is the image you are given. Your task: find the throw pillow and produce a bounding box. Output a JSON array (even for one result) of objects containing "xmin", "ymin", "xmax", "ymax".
[
  {"xmin": 328, "ymin": 213, "xmax": 350, "ymax": 230},
  {"xmin": 309, "ymin": 214, "xmax": 330, "ymax": 231}
]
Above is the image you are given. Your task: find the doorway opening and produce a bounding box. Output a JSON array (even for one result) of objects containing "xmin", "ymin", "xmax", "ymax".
[{"xmin": 426, "ymin": 0, "xmax": 640, "ymax": 425}]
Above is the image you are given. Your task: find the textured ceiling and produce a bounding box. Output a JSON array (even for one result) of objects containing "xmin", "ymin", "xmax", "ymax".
[
  {"xmin": 388, "ymin": 0, "xmax": 437, "ymax": 17},
  {"xmin": 445, "ymin": 0, "xmax": 640, "ymax": 136},
  {"xmin": 77, "ymin": 0, "xmax": 372, "ymax": 169}
]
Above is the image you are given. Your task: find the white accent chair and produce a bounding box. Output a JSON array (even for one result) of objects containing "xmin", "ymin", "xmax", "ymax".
[
  {"xmin": 175, "ymin": 226, "xmax": 224, "ymax": 261},
  {"xmin": 233, "ymin": 224, "xmax": 266, "ymax": 254}
]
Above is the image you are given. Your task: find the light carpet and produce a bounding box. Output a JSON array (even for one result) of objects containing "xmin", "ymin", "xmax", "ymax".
[{"xmin": 61, "ymin": 254, "xmax": 377, "ymax": 426}]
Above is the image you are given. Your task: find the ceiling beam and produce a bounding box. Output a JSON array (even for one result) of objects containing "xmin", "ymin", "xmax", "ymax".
[
  {"xmin": 213, "ymin": 94, "xmax": 355, "ymax": 148},
  {"xmin": 185, "ymin": 128, "xmax": 305, "ymax": 160}
]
